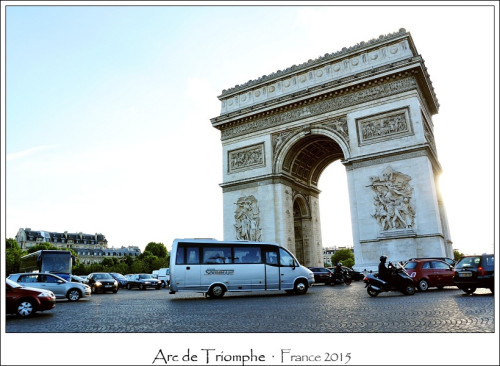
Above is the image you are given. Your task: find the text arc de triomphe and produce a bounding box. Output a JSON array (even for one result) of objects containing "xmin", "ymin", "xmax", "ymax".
[{"xmin": 210, "ymin": 29, "xmax": 453, "ymax": 270}]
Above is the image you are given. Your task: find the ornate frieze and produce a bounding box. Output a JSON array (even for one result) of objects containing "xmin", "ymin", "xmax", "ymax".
[
  {"xmin": 369, "ymin": 166, "xmax": 415, "ymax": 232},
  {"xmin": 357, "ymin": 107, "xmax": 413, "ymax": 146},
  {"xmin": 228, "ymin": 143, "xmax": 265, "ymax": 173},
  {"xmin": 234, "ymin": 195, "xmax": 262, "ymax": 242},
  {"xmin": 221, "ymin": 76, "xmax": 418, "ymax": 140}
]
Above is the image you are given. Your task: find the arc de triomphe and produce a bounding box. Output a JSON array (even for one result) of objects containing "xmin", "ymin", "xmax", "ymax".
[{"xmin": 210, "ymin": 29, "xmax": 453, "ymax": 270}]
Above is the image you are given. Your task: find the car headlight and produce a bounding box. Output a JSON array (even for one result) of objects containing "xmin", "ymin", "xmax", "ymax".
[
  {"xmin": 144, "ymin": 281, "xmax": 150, "ymax": 284},
  {"xmin": 39, "ymin": 291, "xmax": 55, "ymax": 298},
  {"xmin": 95, "ymin": 281, "xmax": 102, "ymax": 286}
]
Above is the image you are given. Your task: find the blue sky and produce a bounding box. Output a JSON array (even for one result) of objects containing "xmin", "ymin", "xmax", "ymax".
[
  {"xmin": 1, "ymin": 3, "xmax": 498, "ymax": 364},
  {"xmin": 3, "ymin": 4, "xmax": 497, "ymax": 256}
]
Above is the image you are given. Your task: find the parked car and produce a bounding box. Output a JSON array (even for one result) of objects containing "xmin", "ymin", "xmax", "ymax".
[
  {"xmin": 126, "ymin": 273, "xmax": 162, "ymax": 290},
  {"xmin": 307, "ymin": 267, "xmax": 334, "ymax": 285},
  {"xmin": 329, "ymin": 266, "xmax": 365, "ymax": 281},
  {"xmin": 454, "ymin": 254, "xmax": 494, "ymax": 294},
  {"xmin": 71, "ymin": 275, "xmax": 87, "ymax": 283},
  {"xmin": 6, "ymin": 278, "xmax": 56, "ymax": 318},
  {"xmin": 8, "ymin": 273, "xmax": 91, "ymax": 301},
  {"xmin": 403, "ymin": 259, "xmax": 455, "ymax": 291},
  {"xmin": 157, "ymin": 268, "xmax": 170, "ymax": 288},
  {"xmin": 86, "ymin": 272, "xmax": 119, "ymax": 294},
  {"xmin": 408, "ymin": 257, "xmax": 456, "ymax": 268},
  {"xmin": 109, "ymin": 272, "xmax": 128, "ymax": 288}
]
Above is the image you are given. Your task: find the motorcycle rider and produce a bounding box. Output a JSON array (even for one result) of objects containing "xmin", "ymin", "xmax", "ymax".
[
  {"xmin": 333, "ymin": 262, "xmax": 343, "ymax": 282},
  {"xmin": 378, "ymin": 255, "xmax": 392, "ymax": 282}
]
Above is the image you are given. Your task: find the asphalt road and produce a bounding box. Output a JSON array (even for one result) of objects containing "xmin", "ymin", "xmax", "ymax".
[{"xmin": 5, "ymin": 281, "xmax": 495, "ymax": 333}]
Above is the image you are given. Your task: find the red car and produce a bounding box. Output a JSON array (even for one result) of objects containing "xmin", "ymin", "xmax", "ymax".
[
  {"xmin": 6, "ymin": 278, "xmax": 56, "ymax": 318},
  {"xmin": 403, "ymin": 259, "xmax": 455, "ymax": 291}
]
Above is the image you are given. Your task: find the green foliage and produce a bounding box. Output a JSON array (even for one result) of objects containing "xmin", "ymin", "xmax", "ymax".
[
  {"xmin": 5, "ymin": 238, "xmax": 25, "ymax": 275},
  {"xmin": 144, "ymin": 242, "xmax": 168, "ymax": 258},
  {"xmin": 453, "ymin": 249, "xmax": 465, "ymax": 261},
  {"xmin": 27, "ymin": 243, "xmax": 59, "ymax": 253},
  {"xmin": 331, "ymin": 248, "xmax": 355, "ymax": 268}
]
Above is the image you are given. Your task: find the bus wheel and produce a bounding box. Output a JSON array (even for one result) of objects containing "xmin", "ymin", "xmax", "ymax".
[
  {"xmin": 208, "ymin": 284, "xmax": 225, "ymax": 299},
  {"xmin": 294, "ymin": 280, "xmax": 308, "ymax": 295}
]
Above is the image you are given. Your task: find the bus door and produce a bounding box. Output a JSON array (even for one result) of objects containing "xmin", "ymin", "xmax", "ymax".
[
  {"xmin": 175, "ymin": 246, "xmax": 201, "ymax": 290},
  {"xmin": 263, "ymin": 247, "xmax": 280, "ymax": 290},
  {"xmin": 278, "ymin": 248, "xmax": 299, "ymax": 290}
]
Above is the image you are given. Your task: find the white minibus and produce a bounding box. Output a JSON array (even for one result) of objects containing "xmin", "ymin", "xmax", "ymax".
[{"xmin": 169, "ymin": 239, "xmax": 315, "ymax": 298}]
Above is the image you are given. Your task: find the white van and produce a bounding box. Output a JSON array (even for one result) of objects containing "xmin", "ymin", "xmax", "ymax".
[
  {"xmin": 169, "ymin": 239, "xmax": 315, "ymax": 298},
  {"xmin": 157, "ymin": 268, "xmax": 170, "ymax": 288}
]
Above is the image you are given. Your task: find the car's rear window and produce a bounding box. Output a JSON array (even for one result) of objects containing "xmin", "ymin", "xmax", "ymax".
[
  {"xmin": 483, "ymin": 255, "xmax": 494, "ymax": 268},
  {"xmin": 456, "ymin": 256, "xmax": 481, "ymax": 269}
]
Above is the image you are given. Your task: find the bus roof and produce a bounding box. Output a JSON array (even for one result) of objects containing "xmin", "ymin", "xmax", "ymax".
[{"xmin": 172, "ymin": 238, "xmax": 281, "ymax": 246}]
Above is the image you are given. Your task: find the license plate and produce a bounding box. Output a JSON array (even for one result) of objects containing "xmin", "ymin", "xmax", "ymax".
[
  {"xmin": 459, "ymin": 272, "xmax": 472, "ymax": 277},
  {"xmin": 105, "ymin": 285, "xmax": 112, "ymax": 287}
]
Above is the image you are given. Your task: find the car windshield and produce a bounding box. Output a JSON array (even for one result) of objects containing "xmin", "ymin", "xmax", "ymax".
[
  {"xmin": 111, "ymin": 273, "xmax": 126, "ymax": 280},
  {"xmin": 456, "ymin": 257, "xmax": 480, "ymax": 269},
  {"xmin": 6, "ymin": 278, "xmax": 22, "ymax": 288},
  {"xmin": 139, "ymin": 274, "xmax": 153, "ymax": 279},
  {"xmin": 94, "ymin": 273, "xmax": 113, "ymax": 279}
]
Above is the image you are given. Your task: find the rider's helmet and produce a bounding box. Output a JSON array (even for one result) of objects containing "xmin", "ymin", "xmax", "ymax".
[
  {"xmin": 380, "ymin": 255, "xmax": 387, "ymax": 263},
  {"xmin": 336, "ymin": 262, "xmax": 342, "ymax": 267}
]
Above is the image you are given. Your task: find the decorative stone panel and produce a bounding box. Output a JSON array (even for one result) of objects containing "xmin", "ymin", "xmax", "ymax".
[
  {"xmin": 357, "ymin": 107, "xmax": 413, "ymax": 146},
  {"xmin": 228, "ymin": 143, "xmax": 265, "ymax": 173}
]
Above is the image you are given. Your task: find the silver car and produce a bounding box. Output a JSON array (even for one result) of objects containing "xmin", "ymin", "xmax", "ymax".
[{"xmin": 8, "ymin": 273, "xmax": 91, "ymax": 301}]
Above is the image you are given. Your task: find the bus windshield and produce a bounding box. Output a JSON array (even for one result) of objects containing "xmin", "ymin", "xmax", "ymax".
[{"xmin": 20, "ymin": 250, "xmax": 75, "ymax": 281}]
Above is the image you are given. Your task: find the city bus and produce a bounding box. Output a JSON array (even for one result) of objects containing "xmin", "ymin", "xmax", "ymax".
[
  {"xmin": 19, "ymin": 250, "xmax": 76, "ymax": 281},
  {"xmin": 169, "ymin": 239, "xmax": 315, "ymax": 298}
]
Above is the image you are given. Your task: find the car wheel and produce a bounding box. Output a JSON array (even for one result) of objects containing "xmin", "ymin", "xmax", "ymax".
[
  {"xmin": 67, "ymin": 289, "xmax": 81, "ymax": 301},
  {"xmin": 113, "ymin": 288, "xmax": 118, "ymax": 293},
  {"xmin": 127, "ymin": 283, "xmax": 132, "ymax": 290},
  {"xmin": 418, "ymin": 279, "xmax": 429, "ymax": 292},
  {"xmin": 140, "ymin": 284, "xmax": 145, "ymax": 290},
  {"xmin": 208, "ymin": 284, "xmax": 225, "ymax": 299},
  {"xmin": 367, "ymin": 286, "xmax": 379, "ymax": 297},
  {"xmin": 462, "ymin": 287, "xmax": 477, "ymax": 295},
  {"xmin": 91, "ymin": 285, "xmax": 97, "ymax": 294},
  {"xmin": 16, "ymin": 299, "xmax": 36, "ymax": 318},
  {"xmin": 294, "ymin": 280, "xmax": 308, "ymax": 295},
  {"xmin": 404, "ymin": 283, "xmax": 416, "ymax": 295},
  {"xmin": 161, "ymin": 281, "xmax": 166, "ymax": 288}
]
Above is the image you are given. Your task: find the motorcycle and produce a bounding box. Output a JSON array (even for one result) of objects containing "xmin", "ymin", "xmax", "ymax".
[
  {"xmin": 329, "ymin": 270, "xmax": 352, "ymax": 286},
  {"xmin": 364, "ymin": 262, "xmax": 416, "ymax": 297}
]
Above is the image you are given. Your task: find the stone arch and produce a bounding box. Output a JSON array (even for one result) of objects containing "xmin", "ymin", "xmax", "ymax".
[
  {"xmin": 274, "ymin": 130, "xmax": 347, "ymax": 187},
  {"xmin": 211, "ymin": 29, "xmax": 453, "ymax": 270}
]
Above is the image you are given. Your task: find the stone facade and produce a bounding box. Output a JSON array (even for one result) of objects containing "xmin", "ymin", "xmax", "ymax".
[{"xmin": 211, "ymin": 29, "xmax": 453, "ymax": 270}]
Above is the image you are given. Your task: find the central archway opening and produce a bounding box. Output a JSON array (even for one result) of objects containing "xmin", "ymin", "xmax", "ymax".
[{"xmin": 281, "ymin": 133, "xmax": 348, "ymax": 266}]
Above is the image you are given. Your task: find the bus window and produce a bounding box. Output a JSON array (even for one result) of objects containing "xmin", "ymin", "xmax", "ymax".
[
  {"xmin": 279, "ymin": 248, "xmax": 296, "ymax": 267},
  {"xmin": 203, "ymin": 247, "xmax": 232, "ymax": 264},
  {"xmin": 234, "ymin": 247, "xmax": 262, "ymax": 264},
  {"xmin": 186, "ymin": 247, "xmax": 200, "ymax": 264},
  {"xmin": 264, "ymin": 247, "xmax": 279, "ymax": 266},
  {"xmin": 175, "ymin": 246, "xmax": 185, "ymax": 264}
]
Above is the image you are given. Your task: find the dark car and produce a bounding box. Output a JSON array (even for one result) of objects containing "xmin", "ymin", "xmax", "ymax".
[
  {"xmin": 86, "ymin": 272, "xmax": 119, "ymax": 294},
  {"xmin": 454, "ymin": 254, "xmax": 494, "ymax": 294},
  {"xmin": 6, "ymin": 278, "xmax": 56, "ymax": 318},
  {"xmin": 109, "ymin": 272, "xmax": 128, "ymax": 288},
  {"xmin": 408, "ymin": 257, "xmax": 456, "ymax": 268},
  {"xmin": 126, "ymin": 274, "xmax": 162, "ymax": 290},
  {"xmin": 404, "ymin": 259, "xmax": 455, "ymax": 291},
  {"xmin": 307, "ymin": 267, "xmax": 334, "ymax": 285},
  {"xmin": 329, "ymin": 266, "xmax": 365, "ymax": 281}
]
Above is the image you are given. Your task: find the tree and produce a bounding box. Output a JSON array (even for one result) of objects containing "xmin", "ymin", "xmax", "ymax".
[
  {"xmin": 453, "ymin": 249, "xmax": 465, "ymax": 262},
  {"xmin": 5, "ymin": 238, "xmax": 25, "ymax": 275},
  {"xmin": 144, "ymin": 242, "xmax": 168, "ymax": 258},
  {"xmin": 331, "ymin": 248, "xmax": 355, "ymax": 268}
]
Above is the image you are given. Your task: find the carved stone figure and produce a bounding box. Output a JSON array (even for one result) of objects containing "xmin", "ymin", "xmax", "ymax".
[
  {"xmin": 369, "ymin": 166, "xmax": 415, "ymax": 231},
  {"xmin": 234, "ymin": 195, "xmax": 262, "ymax": 241}
]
